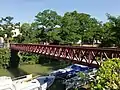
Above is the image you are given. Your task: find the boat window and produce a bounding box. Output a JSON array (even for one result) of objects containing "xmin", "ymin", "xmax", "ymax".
[
  {"xmin": 71, "ymin": 65, "xmax": 77, "ymax": 68},
  {"xmin": 37, "ymin": 77, "xmax": 49, "ymax": 83},
  {"xmin": 13, "ymin": 75, "xmax": 26, "ymax": 80},
  {"xmin": 44, "ymin": 77, "xmax": 49, "ymax": 83}
]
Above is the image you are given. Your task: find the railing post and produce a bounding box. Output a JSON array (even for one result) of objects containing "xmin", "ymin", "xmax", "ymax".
[{"xmin": 9, "ymin": 49, "xmax": 20, "ymax": 68}]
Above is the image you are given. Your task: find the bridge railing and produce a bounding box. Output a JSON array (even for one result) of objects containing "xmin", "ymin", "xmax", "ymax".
[{"xmin": 10, "ymin": 44, "xmax": 120, "ymax": 68}]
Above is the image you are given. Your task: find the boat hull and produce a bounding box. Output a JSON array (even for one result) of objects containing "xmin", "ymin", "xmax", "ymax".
[{"xmin": 0, "ymin": 75, "xmax": 55, "ymax": 90}]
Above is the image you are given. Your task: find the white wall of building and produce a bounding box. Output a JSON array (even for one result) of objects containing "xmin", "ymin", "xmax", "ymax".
[
  {"xmin": 0, "ymin": 37, "xmax": 4, "ymax": 43},
  {"xmin": 11, "ymin": 29, "xmax": 21, "ymax": 37}
]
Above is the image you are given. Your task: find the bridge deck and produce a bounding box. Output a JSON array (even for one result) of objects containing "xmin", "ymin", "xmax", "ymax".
[{"xmin": 10, "ymin": 44, "xmax": 120, "ymax": 68}]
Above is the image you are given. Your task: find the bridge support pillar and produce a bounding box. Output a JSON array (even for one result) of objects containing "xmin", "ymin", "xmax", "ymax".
[{"xmin": 9, "ymin": 49, "xmax": 20, "ymax": 68}]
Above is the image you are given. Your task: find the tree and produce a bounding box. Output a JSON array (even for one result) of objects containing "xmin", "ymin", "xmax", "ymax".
[
  {"xmin": 14, "ymin": 23, "xmax": 37, "ymax": 43},
  {"xmin": 107, "ymin": 14, "xmax": 120, "ymax": 47},
  {"xmin": 100, "ymin": 22, "xmax": 116, "ymax": 47},
  {"xmin": 0, "ymin": 16, "xmax": 20, "ymax": 47},
  {"xmin": 60, "ymin": 11, "xmax": 83, "ymax": 44},
  {"xmin": 34, "ymin": 9, "xmax": 62, "ymax": 44},
  {"xmin": 83, "ymin": 18, "xmax": 103, "ymax": 44},
  {"xmin": 100, "ymin": 14, "xmax": 120, "ymax": 47},
  {"xmin": 59, "ymin": 11, "xmax": 102, "ymax": 45}
]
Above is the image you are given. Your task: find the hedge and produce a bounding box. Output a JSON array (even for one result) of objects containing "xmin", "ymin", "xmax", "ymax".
[{"xmin": 0, "ymin": 48, "xmax": 10, "ymax": 68}]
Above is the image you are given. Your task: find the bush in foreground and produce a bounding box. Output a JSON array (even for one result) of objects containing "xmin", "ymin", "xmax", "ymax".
[{"xmin": 91, "ymin": 58, "xmax": 120, "ymax": 90}]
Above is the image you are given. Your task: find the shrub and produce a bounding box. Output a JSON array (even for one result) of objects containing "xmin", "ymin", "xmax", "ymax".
[
  {"xmin": 91, "ymin": 58, "xmax": 120, "ymax": 90},
  {"xmin": 19, "ymin": 52, "xmax": 39, "ymax": 65},
  {"xmin": 0, "ymin": 48, "xmax": 10, "ymax": 68}
]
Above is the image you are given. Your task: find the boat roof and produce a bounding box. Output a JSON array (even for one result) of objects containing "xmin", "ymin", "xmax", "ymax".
[
  {"xmin": 0, "ymin": 76, "xmax": 14, "ymax": 90},
  {"xmin": 0, "ymin": 76, "xmax": 12, "ymax": 86},
  {"xmin": 14, "ymin": 79, "xmax": 41, "ymax": 90}
]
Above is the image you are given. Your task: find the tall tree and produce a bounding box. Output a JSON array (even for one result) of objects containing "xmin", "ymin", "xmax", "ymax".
[
  {"xmin": 34, "ymin": 9, "xmax": 62, "ymax": 44},
  {"xmin": 15, "ymin": 23, "xmax": 37, "ymax": 43},
  {"xmin": 60, "ymin": 11, "xmax": 83, "ymax": 44},
  {"xmin": 60, "ymin": 11, "xmax": 102, "ymax": 44},
  {"xmin": 0, "ymin": 16, "xmax": 20, "ymax": 47},
  {"xmin": 107, "ymin": 14, "xmax": 120, "ymax": 47},
  {"xmin": 83, "ymin": 18, "xmax": 103, "ymax": 44},
  {"xmin": 100, "ymin": 22, "xmax": 115, "ymax": 47},
  {"xmin": 100, "ymin": 14, "xmax": 120, "ymax": 47}
]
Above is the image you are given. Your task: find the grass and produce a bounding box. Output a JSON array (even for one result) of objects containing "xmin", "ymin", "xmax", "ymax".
[{"xmin": 0, "ymin": 68, "xmax": 12, "ymax": 76}]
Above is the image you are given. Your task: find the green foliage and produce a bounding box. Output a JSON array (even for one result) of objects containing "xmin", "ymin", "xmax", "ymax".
[
  {"xmin": 100, "ymin": 22, "xmax": 116, "ymax": 47},
  {"xmin": 100, "ymin": 14, "xmax": 120, "ymax": 47},
  {"xmin": 0, "ymin": 16, "xmax": 20, "ymax": 48},
  {"xmin": 91, "ymin": 58, "xmax": 120, "ymax": 90},
  {"xmin": 60, "ymin": 11, "xmax": 82, "ymax": 44},
  {"xmin": 7, "ymin": 10, "xmax": 120, "ymax": 47},
  {"xmin": 0, "ymin": 16, "xmax": 14, "ymax": 38},
  {"xmin": 13, "ymin": 23, "xmax": 37, "ymax": 43},
  {"xmin": 0, "ymin": 16, "xmax": 20, "ymax": 39},
  {"xmin": 19, "ymin": 52, "xmax": 39, "ymax": 65},
  {"xmin": 34, "ymin": 9, "xmax": 62, "ymax": 43},
  {"xmin": 1, "ymin": 10, "xmax": 120, "ymax": 47},
  {"xmin": 60, "ymin": 11, "xmax": 102, "ymax": 44},
  {"xmin": 0, "ymin": 48, "xmax": 10, "ymax": 68}
]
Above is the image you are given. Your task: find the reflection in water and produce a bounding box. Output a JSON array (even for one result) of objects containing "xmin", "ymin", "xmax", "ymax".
[
  {"xmin": 7, "ymin": 68, "xmax": 28, "ymax": 78},
  {"xmin": 48, "ymin": 80, "xmax": 66, "ymax": 90}
]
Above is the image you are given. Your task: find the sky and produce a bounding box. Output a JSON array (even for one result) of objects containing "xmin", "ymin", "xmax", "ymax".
[{"xmin": 0, "ymin": 0, "xmax": 120, "ymax": 23}]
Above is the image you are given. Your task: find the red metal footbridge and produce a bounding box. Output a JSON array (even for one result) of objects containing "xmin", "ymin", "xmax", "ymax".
[{"xmin": 10, "ymin": 44, "xmax": 120, "ymax": 68}]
